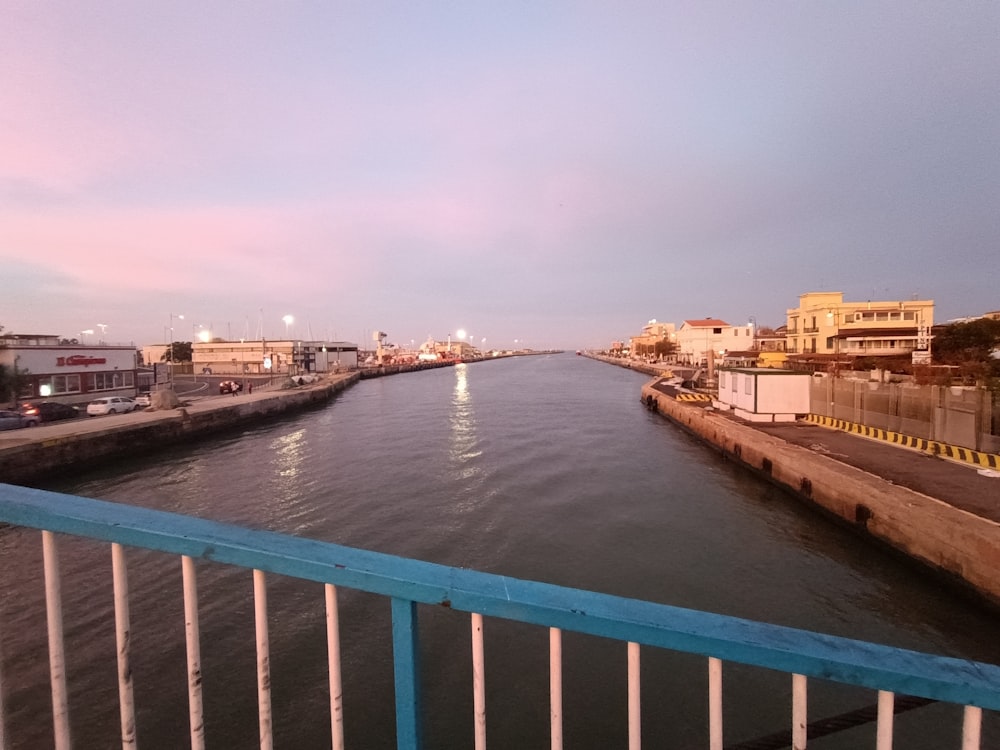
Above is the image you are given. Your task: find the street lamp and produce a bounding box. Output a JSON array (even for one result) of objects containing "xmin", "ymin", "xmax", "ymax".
[
  {"xmin": 282, "ymin": 314, "xmax": 294, "ymax": 339},
  {"xmin": 168, "ymin": 313, "xmax": 184, "ymax": 383},
  {"xmin": 80, "ymin": 329, "xmax": 94, "ymax": 344},
  {"xmin": 96, "ymin": 323, "xmax": 108, "ymax": 342}
]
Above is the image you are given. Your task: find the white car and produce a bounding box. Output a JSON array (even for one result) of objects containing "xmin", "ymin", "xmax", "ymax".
[
  {"xmin": 86, "ymin": 397, "xmax": 137, "ymax": 416},
  {"xmin": 134, "ymin": 392, "xmax": 151, "ymax": 407}
]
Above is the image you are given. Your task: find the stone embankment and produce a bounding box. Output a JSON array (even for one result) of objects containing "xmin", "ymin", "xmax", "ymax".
[
  {"xmin": 358, "ymin": 360, "xmax": 457, "ymax": 378},
  {"xmin": 580, "ymin": 353, "xmax": 1000, "ymax": 606},
  {"xmin": 0, "ymin": 373, "xmax": 359, "ymax": 486}
]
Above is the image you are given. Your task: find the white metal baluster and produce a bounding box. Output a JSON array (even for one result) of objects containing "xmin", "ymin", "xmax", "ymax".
[
  {"xmin": 792, "ymin": 673, "xmax": 807, "ymax": 750},
  {"xmin": 962, "ymin": 705, "xmax": 982, "ymax": 750},
  {"xmin": 111, "ymin": 543, "xmax": 137, "ymax": 748},
  {"xmin": 708, "ymin": 657, "xmax": 722, "ymax": 750},
  {"xmin": 42, "ymin": 530, "xmax": 71, "ymax": 750},
  {"xmin": 0, "ymin": 595, "xmax": 8, "ymax": 750},
  {"xmin": 550, "ymin": 627, "xmax": 562, "ymax": 750},
  {"xmin": 875, "ymin": 690, "xmax": 894, "ymax": 750},
  {"xmin": 627, "ymin": 642, "xmax": 641, "ymax": 750},
  {"xmin": 471, "ymin": 613, "xmax": 486, "ymax": 750},
  {"xmin": 254, "ymin": 570, "xmax": 273, "ymax": 750},
  {"xmin": 181, "ymin": 555, "xmax": 205, "ymax": 750},
  {"xmin": 325, "ymin": 584, "xmax": 344, "ymax": 750}
]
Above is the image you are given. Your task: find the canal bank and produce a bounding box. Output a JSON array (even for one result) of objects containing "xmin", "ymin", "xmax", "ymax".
[
  {"xmin": 634, "ymin": 374, "xmax": 1000, "ymax": 609},
  {"xmin": 0, "ymin": 372, "xmax": 359, "ymax": 486}
]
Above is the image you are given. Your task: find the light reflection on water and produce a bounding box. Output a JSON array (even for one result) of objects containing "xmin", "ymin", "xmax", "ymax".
[{"xmin": 4, "ymin": 354, "xmax": 998, "ymax": 749}]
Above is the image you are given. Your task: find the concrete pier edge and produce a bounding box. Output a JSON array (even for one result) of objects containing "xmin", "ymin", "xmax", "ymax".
[
  {"xmin": 0, "ymin": 373, "xmax": 360, "ymax": 486},
  {"xmin": 639, "ymin": 378, "xmax": 1000, "ymax": 609}
]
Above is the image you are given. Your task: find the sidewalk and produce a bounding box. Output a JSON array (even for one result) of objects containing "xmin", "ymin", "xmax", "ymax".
[{"xmin": 752, "ymin": 420, "xmax": 1000, "ymax": 523}]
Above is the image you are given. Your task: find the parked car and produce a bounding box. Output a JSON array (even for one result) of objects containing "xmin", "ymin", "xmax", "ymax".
[
  {"xmin": 134, "ymin": 392, "xmax": 151, "ymax": 407},
  {"xmin": 20, "ymin": 401, "xmax": 80, "ymax": 424},
  {"xmin": 219, "ymin": 380, "xmax": 242, "ymax": 395},
  {"xmin": 0, "ymin": 409, "xmax": 30, "ymax": 430},
  {"xmin": 86, "ymin": 397, "xmax": 137, "ymax": 416}
]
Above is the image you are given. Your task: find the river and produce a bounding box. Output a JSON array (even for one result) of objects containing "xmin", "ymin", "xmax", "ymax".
[{"xmin": 2, "ymin": 353, "xmax": 996, "ymax": 748}]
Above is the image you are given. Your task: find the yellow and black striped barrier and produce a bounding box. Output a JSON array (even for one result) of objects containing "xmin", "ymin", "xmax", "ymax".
[
  {"xmin": 805, "ymin": 414, "xmax": 1000, "ymax": 469},
  {"xmin": 676, "ymin": 393, "xmax": 712, "ymax": 402}
]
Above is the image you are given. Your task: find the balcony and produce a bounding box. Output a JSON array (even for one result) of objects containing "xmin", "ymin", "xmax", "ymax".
[{"xmin": 0, "ymin": 484, "xmax": 997, "ymax": 749}]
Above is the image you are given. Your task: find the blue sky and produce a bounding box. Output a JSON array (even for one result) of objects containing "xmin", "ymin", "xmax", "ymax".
[{"xmin": 1, "ymin": 2, "xmax": 998, "ymax": 350}]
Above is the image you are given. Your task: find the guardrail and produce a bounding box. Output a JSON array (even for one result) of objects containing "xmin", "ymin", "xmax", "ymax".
[{"xmin": 1, "ymin": 483, "xmax": 997, "ymax": 749}]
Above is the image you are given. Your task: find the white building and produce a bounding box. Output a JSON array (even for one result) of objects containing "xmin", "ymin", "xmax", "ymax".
[
  {"xmin": 191, "ymin": 340, "xmax": 358, "ymax": 376},
  {"xmin": 1, "ymin": 334, "xmax": 139, "ymax": 406},
  {"xmin": 674, "ymin": 319, "xmax": 755, "ymax": 366},
  {"xmin": 716, "ymin": 368, "xmax": 811, "ymax": 423}
]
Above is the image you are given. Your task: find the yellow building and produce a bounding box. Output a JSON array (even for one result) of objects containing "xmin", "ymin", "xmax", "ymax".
[
  {"xmin": 628, "ymin": 319, "xmax": 676, "ymax": 359},
  {"xmin": 786, "ymin": 292, "xmax": 933, "ymax": 361}
]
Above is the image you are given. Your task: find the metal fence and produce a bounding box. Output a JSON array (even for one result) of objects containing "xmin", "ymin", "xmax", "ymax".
[{"xmin": 1, "ymin": 483, "xmax": 998, "ymax": 749}]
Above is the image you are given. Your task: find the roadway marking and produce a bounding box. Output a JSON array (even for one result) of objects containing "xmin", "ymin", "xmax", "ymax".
[{"xmin": 805, "ymin": 414, "xmax": 1000, "ymax": 469}]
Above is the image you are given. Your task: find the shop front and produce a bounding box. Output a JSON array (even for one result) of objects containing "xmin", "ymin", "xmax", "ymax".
[{"xmin": 1, "ymin": 335, "xmax": 140, "ymax": 407}]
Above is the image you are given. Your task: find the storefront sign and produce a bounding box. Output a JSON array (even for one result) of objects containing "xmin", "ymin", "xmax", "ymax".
[{"xmin": 56, "ymin": 355, "xmax": 108, "ymax": 367}]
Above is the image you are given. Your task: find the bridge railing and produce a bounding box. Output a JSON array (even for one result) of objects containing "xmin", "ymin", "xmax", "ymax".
[{"xmin": 1, "ymin": 483, "xmax": 998, "ymax": 750}]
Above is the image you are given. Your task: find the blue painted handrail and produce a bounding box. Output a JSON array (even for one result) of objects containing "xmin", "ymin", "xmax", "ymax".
[{"xmin": 2, "ymin": 482, "xmax": 999, "ymax": 740}]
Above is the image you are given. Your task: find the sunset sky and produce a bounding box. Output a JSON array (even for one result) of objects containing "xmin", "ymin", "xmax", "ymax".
[{"xmin": 2, "ymin": 2, "xmax": 998, "ymax": 350}]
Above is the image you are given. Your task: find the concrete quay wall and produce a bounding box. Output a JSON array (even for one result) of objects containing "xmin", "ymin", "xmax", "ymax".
[
  {"xmin": 1, "ymin": 373, "xmax": 359, "ymax": 486},
  {"xmin": 640, "ymin": 380, "xmax": 1000, "ymax": 608}
]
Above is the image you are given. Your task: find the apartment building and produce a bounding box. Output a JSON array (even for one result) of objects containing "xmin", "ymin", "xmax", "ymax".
[
  {"xmin": 786, "ymin": 292, "xmax": 934, "ymax": 362},
  {"xmin": 629, "ymin": 319, "xmax": 676, "ymax": 359},
  {"xmin": 675, "ymin": 319, "xmax": 755, "ymax": 366}
]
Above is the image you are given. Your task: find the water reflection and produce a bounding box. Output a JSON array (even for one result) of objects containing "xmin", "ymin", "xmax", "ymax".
[
  {"xmin": 271, "ymin": 428, "xmax": 307, "ymax": 480},
  {"xmin": 449, "ymin": 363, "xmax": 484, "ymax": 504}
]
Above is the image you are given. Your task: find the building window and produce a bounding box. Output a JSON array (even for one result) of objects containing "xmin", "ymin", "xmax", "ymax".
[
  {"xmin": 719, "ymin": 372, "xmax": 726, "ymax": 389},
  {"xmin": 39, "ymin": 374, "xmax": 82, "ymax": 395},
  {"xmin": 745, "ymin": 377, "xmax": 753, "ymax": 395},
  {"xmin": 86, "ymin": 371, "xmax": 135, "ymax": 392},
  {"xmin": 903, "ymin": 311, "xmax": 915, "ymax": 320}
]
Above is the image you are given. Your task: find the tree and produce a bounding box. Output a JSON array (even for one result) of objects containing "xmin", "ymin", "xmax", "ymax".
[
  {"xmin": 933, "ymin": 318, "xmax": 1000, "ymax": 380},
  {"xmin": 162, "ymin": 341, "xmax": 193, "ymax": 362},
  {"xmin": 653, "ymin": 338, "xmax": 677, "ymax": 358},
  {"xmin": 0, "ymin": 326, "xmax": 31, "ymax": 404}
]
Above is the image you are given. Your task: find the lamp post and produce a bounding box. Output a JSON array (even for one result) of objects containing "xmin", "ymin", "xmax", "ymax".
[
  {"xmin": 80, "ymin": 329, "xmax": 94, "ymax": 344},
  {"xmin": 282, "ymin": 315, "xmax": 294, "ymax": 339},
  {"xmin": 168, "ymin": 313, "xmax": 183, "ymax": 382}
]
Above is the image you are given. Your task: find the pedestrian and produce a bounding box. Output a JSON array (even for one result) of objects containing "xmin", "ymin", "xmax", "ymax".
[{"xmin": 248, "ymin": 382, "xmax": 253, "ymax": 394}]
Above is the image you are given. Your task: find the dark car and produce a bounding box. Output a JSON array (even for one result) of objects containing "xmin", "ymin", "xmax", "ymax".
[{"xmin": 21, "ymin": 402, "xmax": 81, "ymax": 424}]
